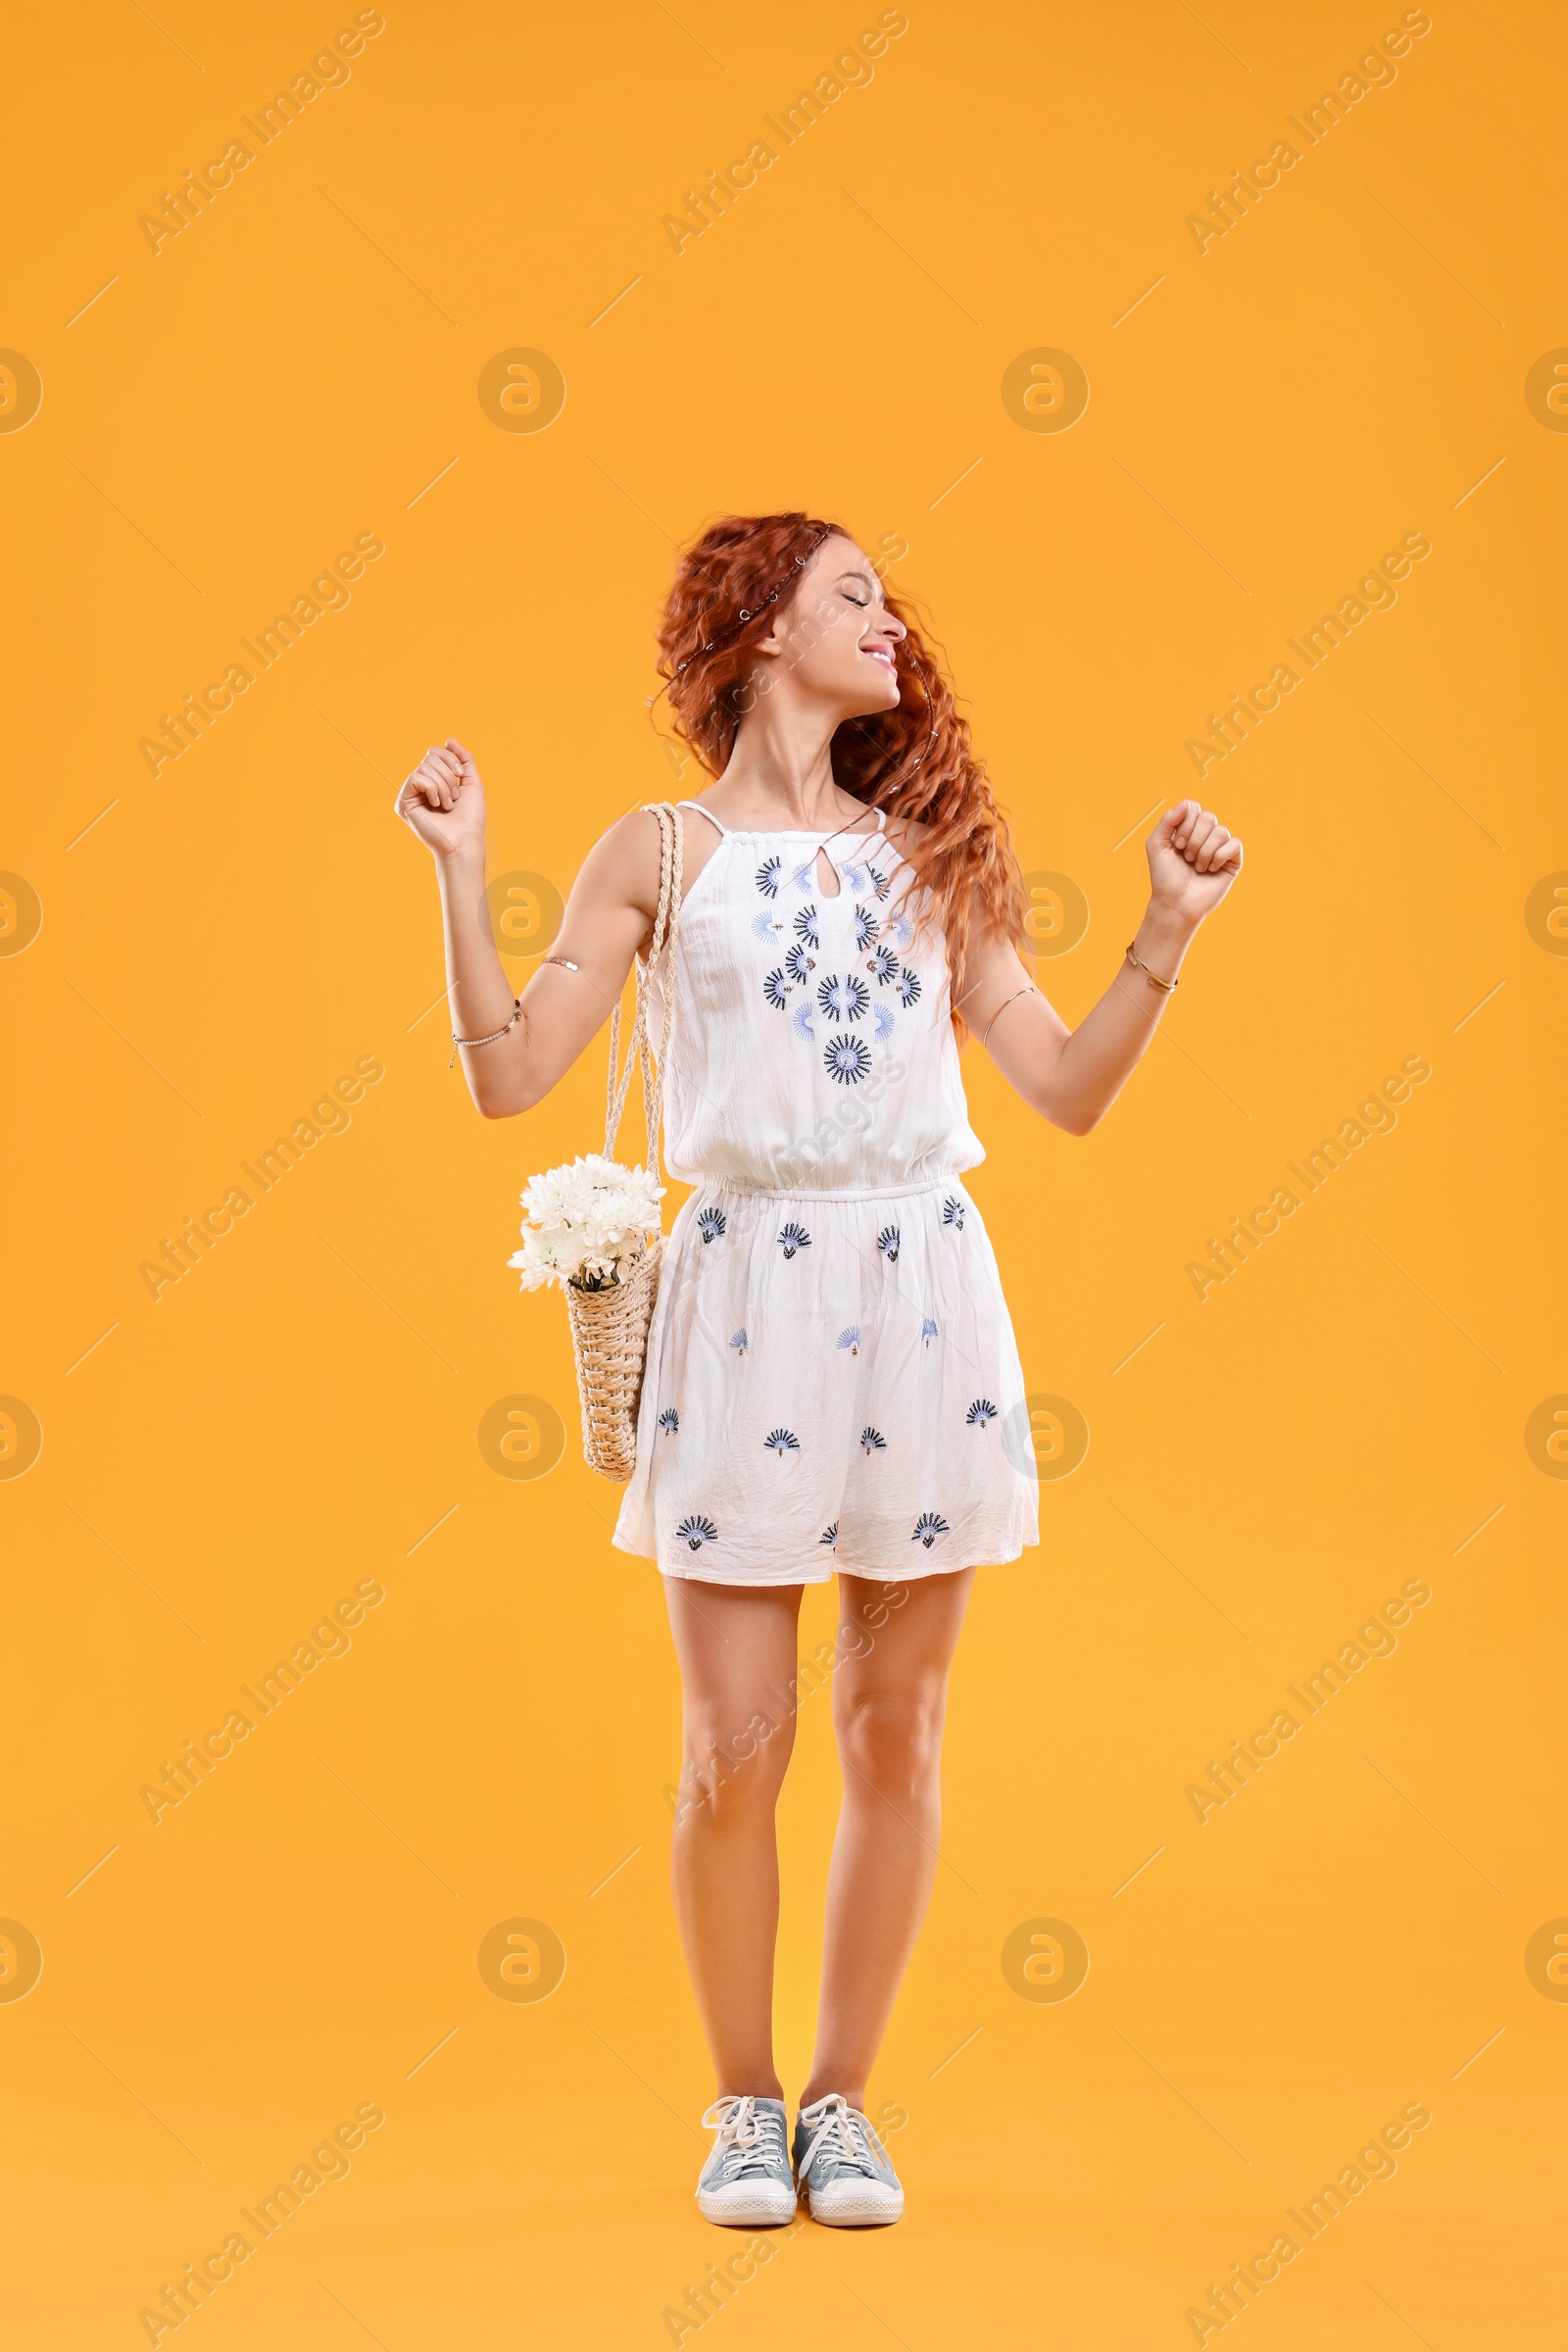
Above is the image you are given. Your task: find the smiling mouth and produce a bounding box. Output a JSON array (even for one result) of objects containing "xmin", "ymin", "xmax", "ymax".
[{"xmin": 863, "ymin": 646, "xmax": 896, "ymax": 671}]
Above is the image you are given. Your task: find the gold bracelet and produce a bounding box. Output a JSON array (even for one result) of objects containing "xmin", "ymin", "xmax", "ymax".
[
  {"xmin": 981, "ymin": 983, "xmax": 1039, "ymax": 1048},
  {"xmin": 450, "ymin": 997, "xmax": 521, "ymax": 1067},
  {"xmin": 1124, "ymin": 941, "xmax": 1179, "ymax": 993}
]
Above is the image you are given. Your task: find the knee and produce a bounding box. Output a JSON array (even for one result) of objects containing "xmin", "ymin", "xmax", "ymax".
[
  {"xmin": 836, "ymin": 1685, "xmax": 945, "ymax": 1804},
  {"xmin": 676, "ymin": 1709, "xmax": 794, "ymax": 1830}
]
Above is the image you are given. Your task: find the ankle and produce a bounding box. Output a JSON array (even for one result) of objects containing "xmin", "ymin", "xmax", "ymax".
[
  {"xmin": 799, "ymin": 2081, "xmax": 865, "ymax": 2113},
  {"xmin": 716, "ymin": 2080, "xmax": 785, "ymax": 2104}
]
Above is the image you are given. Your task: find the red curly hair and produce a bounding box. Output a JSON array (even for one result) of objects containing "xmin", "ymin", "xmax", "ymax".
[{"xmin": 655, "ymin": 511, "xmax": 1027, "ymax": 1034}]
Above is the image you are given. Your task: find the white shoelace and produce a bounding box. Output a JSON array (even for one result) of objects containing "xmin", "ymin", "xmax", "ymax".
[
  {"xmin": 798, "ymin": 2093, "xmax": 878, "ymax": 2178},
  {"xmin": 701, "ymin": 2095, "xmax": 786, "ymax": 2180}
]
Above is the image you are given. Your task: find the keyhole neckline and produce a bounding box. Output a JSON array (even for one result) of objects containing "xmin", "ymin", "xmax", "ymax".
[{"xmin": 674, "ymin": 801, "xmax": 894, "ymax": 896}]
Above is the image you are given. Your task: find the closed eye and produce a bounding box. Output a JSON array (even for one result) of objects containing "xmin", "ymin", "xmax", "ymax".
[{"xmin": 836, "ymin": 568, "xmax": 879, "ymax": 610}]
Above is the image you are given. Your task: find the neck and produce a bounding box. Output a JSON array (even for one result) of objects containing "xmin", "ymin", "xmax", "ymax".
[{"xmin": 709, "ymin": 695, "xmax": 863, "ymax": 831}]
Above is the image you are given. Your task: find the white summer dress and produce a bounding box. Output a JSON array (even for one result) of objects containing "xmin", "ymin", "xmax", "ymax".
[{"xmin": 612, "ymin": 803, "xmax": 1040, "ymax": 1587}]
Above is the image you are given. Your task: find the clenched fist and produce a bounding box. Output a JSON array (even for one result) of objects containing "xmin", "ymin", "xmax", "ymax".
[
  {"xmin": 1146, "ymin": 800, "xmax": 1243, "ymax": 920},
  {"xmin": 395, "ymin": 738, "xmax": 487, "ymax": 860}
]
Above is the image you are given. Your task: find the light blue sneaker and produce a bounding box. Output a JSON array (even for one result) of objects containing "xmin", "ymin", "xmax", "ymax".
[
  {"xmin": 792, "ymin": 2093, "xmax": 905, "ymax": 2226},
  {"xmin": 696, "ymin": 2094, "xmax": 796, "ymax": 2226}
]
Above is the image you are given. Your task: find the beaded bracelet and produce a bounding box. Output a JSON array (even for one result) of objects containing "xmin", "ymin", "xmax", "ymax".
[
  {"xmin": 449, "ymin": 997, "xmax": 520, "ymax": 1067},
  {"xmin": 448, "ymin": 957, "xmax": 587, "ymax": 1066}
]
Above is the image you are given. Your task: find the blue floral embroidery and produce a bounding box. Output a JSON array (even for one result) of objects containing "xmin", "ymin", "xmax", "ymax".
[
  {"xmin": 912, "ymin": 1511, "xmax": 951, "ymax": 1549},
  {"xmin": 697, "ymin": 1207, "xmax": 727, "ymax": 1244},
  {"xmin": 854, "ymin": 903, "xmax": 880, "ymax": 950},
  {"xmin": 877, "ymin": 1225, "xmax": 900, "ymax": 1264},
  {"xmin": 819, "ymin": 1521, "xmax": 839, "ymax": 1548},
  {"xmin": 778, "ymin": 1221, "xmax": 811, "ymax": 1258},
  {"xmin": 676, "ymin": 1514, "xmax": 717, "ymax": 1550},
  {"xmin": 752, "ymin": 910, "xmax": 785, "ymax": 944},
  {"xmin": 659, "ymin": 1408, "xmax": 680, "ymax": 1434},
  {"xmin": 868, "ymin": 865, "xmax": 892, "ymax": 902},
  {"xmin": 792, "ymin": 999, "xmax": 817, "ymax": 1043},
  {"xmin": 817, "ymin": 971, "xmax": 868, "ymax": 1022},
  {"xmin": 896, "ymin": 965, "xmax": 921, "ymax": 1007},
  {"xmin": 889, "ymin": 913, "xmax": 913, "ymax": 948},
  {"xmin": 842, "ymin": 860, "xmax": 869, "ymax": 894},
  {"xmin": 784, "ymin": 942, "xmax": 813, "ymax": 986},
  {"xmin": 942, "ymin": 1195, "xmax": 965, "ymax": 1231},
  {"xmin": 789, "ymin": 860, "xmax": 815, "ymax": 895},
  {"xmin": 966, "ymin": 1397, "xmax": 998, "ymax": 1427},
  {"xmin": 860, "ymin": 1426, "xmax": 887, "ymax": 1454},
  {"xmin": 794, "ymin": 905, "xmax": 819, "ymax": 948},
  {"xmin": 755, "ymin": 856, "xmax": 781, "ymax": 899},
  {"xmin": 873, "ymin": 1004, "xmax": 895, "ymax": 1043},
  {"xmin": 729, "ymin": 1329, "xmax": 748, "ymax": 1355},
  {"xmin": 867, "ymin": 945, "xmax": 900, "ymax": 986},
  {"xmin": 763, "ymin": 1426, "xmax": 801, "ymax": 1455},
  {"xmin": 921, "ymin": 1317, "xmax": 939, "ymax": 1347},
  {"xmin": 762, "ymin": 968, "xmax": 789, "ymax": 1009},
  {"xmin": 837, "ymin": 1325, "xmax": 860, "ymax": 1355},
  {"xmin": 825, "ymin": 1036, "xmax": 872, "ymax": 1085}
]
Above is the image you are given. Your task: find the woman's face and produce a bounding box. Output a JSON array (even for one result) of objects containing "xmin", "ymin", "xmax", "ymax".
[{"xmin": 755, "ymin": 533, "xmax": 905, "ymax": 718}]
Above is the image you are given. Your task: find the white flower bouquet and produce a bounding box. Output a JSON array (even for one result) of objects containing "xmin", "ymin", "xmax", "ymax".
[{"xmin": 509, "ymin": 1152, "xmax": 664, "ymax": 1295}]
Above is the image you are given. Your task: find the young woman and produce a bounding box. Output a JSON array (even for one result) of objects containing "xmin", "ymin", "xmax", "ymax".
[{"xmin": 395, "ymin": 512, "xmax": 1242, "ymax": 2229}]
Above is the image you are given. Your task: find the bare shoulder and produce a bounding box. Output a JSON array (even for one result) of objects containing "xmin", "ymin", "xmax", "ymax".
[
  {"xmin": 572, "ymin": 801, "xmax": 722, "ymax": 919},
  {"xmin": 571, "ymin": 806, "xmax": 667, "ymax": 913},
  {"xmin": 596, "ymin": 806, "xmax": 669, "ymax": 863}
]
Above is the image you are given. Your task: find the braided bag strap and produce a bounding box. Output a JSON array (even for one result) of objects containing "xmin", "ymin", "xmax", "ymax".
[{"xmin": 603, "ymin": 802, "xmax": 684, "ymax": 1180}]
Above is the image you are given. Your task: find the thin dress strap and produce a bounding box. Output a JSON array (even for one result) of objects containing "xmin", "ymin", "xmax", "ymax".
[{"xmin": 677, "ymin": 800, "xmax": 728, "ymax": 837}]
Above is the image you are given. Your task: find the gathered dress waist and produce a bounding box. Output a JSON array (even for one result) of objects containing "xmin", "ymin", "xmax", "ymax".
[{"xmin": 687, "ymin": 1169, "xmax": 962, "ymax": 1205}]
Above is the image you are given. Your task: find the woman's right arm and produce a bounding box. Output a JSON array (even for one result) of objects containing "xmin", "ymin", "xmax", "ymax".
[{"xmin": 395, "ymin": 737, "xmax": 661, "ymax": 1119}]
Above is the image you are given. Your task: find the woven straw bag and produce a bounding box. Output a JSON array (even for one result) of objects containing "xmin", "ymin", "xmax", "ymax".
[{"xmin": 565, "ymin": 801, "xmax": 684, "ymax": 1482}]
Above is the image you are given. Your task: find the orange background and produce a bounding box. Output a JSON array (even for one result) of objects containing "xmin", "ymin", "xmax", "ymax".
[{"xmin": 4, "ymin": 1, "xmax": 1564, "ymax": 2344}]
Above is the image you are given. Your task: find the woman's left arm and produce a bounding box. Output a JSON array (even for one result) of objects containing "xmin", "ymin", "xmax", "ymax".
[{"xmin": 960, "ymin": 800, "xmax": 1243, "ymax": 1135}]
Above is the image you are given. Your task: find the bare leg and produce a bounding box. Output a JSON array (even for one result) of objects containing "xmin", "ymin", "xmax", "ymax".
[
  {"xmin": 663, "ymin": 1576, "xmax": 805, "ymax": 2100},
  {"xmin": 800, "ymin": 1568, "xmax": 975, "ymax": 2111}
]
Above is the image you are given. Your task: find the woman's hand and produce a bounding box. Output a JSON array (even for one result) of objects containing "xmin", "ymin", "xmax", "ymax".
[
  {"xmin": 394, "ymin": 737, "xmax": 487, "ymax": 860},
  {"xmin": 1146, "ymin": 800, "xmax": 1243, "ymax": 921}
]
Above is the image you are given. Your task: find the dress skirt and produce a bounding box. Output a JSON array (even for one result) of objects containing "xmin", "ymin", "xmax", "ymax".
[{"xmin": 612, "ymin": 1172, "xmax": 1040, "ymax": 1585}]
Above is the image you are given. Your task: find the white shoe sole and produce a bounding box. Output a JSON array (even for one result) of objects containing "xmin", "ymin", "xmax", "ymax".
[
  {"xmin": 697, "ymin": 2182, "xmax": 798, "ymax": 2227},
  {"xmin": 802, "ymin": 2182, "xmax": 905, "ymax": 2227}
]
